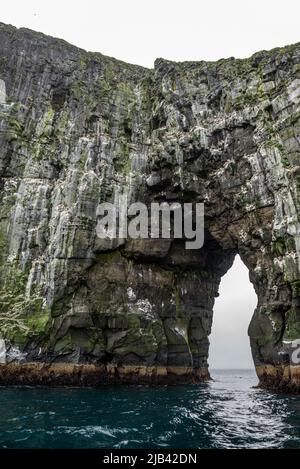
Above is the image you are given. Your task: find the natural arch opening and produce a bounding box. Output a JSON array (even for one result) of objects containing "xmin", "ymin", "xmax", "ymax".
[{"xmin": 209, "ymin": 255, "xmax": 257, "ymax": 372}]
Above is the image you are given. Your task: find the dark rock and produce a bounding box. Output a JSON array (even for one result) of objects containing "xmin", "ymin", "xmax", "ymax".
[{"xmin": 0, "ymin": 23, "xmax": 300, "ymax": 390}]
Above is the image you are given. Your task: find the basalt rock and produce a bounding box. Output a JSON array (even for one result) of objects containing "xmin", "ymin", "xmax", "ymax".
[{"xmin": 0, "ymin": 23, "xmax": 300, "ymax": 390}]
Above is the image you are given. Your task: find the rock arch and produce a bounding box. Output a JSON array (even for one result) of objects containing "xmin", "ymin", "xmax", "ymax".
[{"xmin": 0, "ymin": 23, "xmax": 299, "ymax": 391}]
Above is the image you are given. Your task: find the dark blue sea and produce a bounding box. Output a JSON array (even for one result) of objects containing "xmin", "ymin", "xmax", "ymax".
[{"xmin": 0, "ymin": 369, "xmax": 299, "ymax": 449}]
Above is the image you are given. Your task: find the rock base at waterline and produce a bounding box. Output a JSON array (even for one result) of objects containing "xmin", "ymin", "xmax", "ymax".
[
  {"xmin": 0, "ymin": 363, "xmax": 210, "ymax": 386},
  {"xmin": 256, "ymin": 365, "xmax": 300, "ymax": 394}
]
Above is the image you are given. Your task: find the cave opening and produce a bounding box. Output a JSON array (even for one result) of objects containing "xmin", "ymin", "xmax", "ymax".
[{"xmin": 209, "ymin": 254, "xmax": 257, "ymax": 374}]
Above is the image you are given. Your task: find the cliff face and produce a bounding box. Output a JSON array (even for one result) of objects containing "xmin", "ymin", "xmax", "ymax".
[{"xmin": 0, "ymin": 23, "xmax": 300, "ymax": 390}]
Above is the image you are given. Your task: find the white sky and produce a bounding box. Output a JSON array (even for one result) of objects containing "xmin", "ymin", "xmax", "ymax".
[
  {"xmin": 1, "ymin": 0, "xmax": 300, "ymax": 68},
  {"xmin": 209, "ymin": 256, "xmax": 257, "ymax": 370},
  {"xmin": 1, "ymin": 1, "xmax": 296, "ymax": 368}
]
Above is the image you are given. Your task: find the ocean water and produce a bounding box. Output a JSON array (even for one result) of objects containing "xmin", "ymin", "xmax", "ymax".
[{"xmin": 0, "ymin": 369, "xmax": 299, "ymax": 449}]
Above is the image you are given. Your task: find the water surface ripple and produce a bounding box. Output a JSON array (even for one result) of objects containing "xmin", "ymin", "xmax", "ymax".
[{"xmin": 0, "ymin": 369, "xmax": 299, "ymax": 448}]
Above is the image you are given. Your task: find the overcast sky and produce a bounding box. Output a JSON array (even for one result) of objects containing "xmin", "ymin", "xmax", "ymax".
[
  {"xmin": 209, "ymin": 256, "xmax": 257, "ymax": 369},
  {"xmin": 1, "ymin": 0, "xmax": 300, "ymax": 68},
  {"xmin": 1, "ymin": 1, "xmax": 297, "ymax": 368}
]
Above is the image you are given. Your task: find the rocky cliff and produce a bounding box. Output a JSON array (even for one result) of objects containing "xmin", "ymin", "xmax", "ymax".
[{"xmin": 0, "ymin": 23, "xmax": 300, "ymax": 391}]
